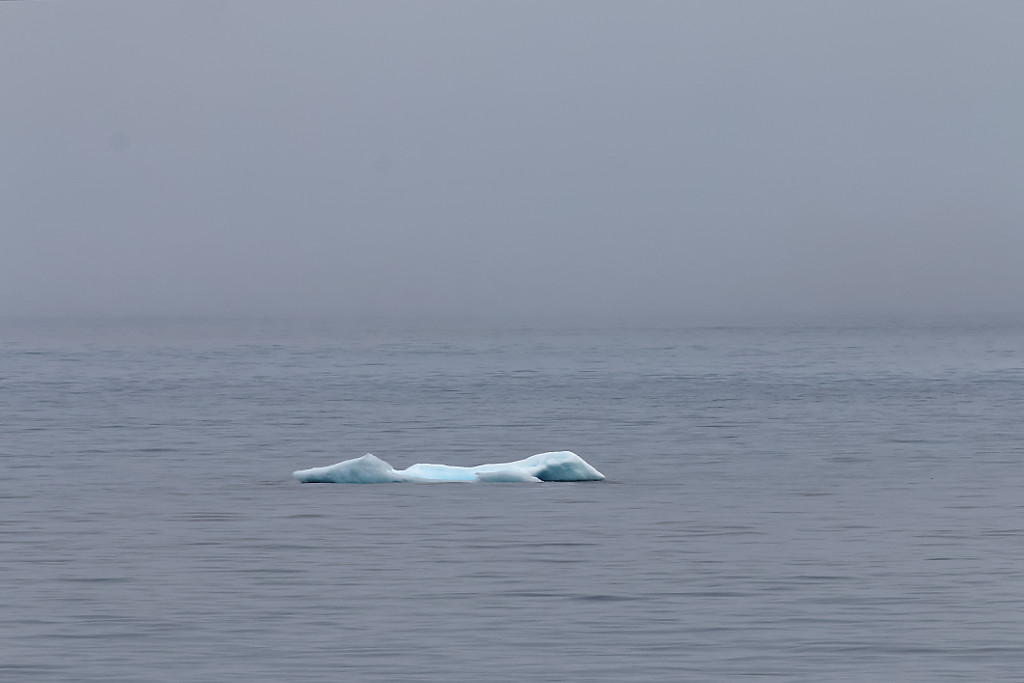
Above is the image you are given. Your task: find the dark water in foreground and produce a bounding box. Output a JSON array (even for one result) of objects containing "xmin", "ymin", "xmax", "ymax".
[{"xmin": 3, "ymin": 317, "xmax": 1023, "ymax": 682}]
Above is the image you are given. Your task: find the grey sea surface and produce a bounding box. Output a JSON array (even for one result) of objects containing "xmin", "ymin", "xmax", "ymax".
[{"xmin": 2, "ymin": 317, "xmax": 1023, "ymax": 682}]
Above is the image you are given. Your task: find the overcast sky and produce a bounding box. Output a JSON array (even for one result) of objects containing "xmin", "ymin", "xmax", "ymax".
[{"xmin": 3, "ymin": 1, "xmax": 1023, "ymax": 323}]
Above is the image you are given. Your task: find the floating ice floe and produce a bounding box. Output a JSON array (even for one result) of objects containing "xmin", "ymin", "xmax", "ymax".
[{"xmin": 292, "ymin": 451, "xmax": 605, "ymax": 484}]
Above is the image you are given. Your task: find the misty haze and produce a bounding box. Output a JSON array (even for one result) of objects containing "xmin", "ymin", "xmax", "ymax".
[{"xmin": 3, "ymin": 2, "xmax": 1022, "ymax": 324}]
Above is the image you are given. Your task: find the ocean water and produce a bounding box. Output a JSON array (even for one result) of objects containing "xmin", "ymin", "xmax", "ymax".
[{"xmin": 3, "ymin": 316, "xmax": 1023, "ymax": 682}]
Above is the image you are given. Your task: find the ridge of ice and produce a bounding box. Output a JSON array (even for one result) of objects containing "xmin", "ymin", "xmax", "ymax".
[{"xmin": 292, "ymin": 451, "xmax": 605, "ymax": 484}]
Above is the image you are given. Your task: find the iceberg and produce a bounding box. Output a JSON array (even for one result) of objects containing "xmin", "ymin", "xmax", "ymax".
[{"xmin": 292, "ymin": 451, "xmax": 605, "ymax": 484}]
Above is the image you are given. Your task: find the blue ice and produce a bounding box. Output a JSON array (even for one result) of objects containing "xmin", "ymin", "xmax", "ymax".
[{"xmin": 292, "ymin": 451, "xmax": 605, "ymax": 484}]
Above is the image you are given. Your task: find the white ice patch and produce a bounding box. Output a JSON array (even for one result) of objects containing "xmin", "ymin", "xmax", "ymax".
[{"xmin": 292, "ymin": 451, "xmax": 604, "ymax": 484}]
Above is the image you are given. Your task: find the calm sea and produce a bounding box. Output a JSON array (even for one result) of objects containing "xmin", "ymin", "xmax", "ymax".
[{"xmin": 3, "ymin": 316, "xmax": 1023, "ymax": 682}]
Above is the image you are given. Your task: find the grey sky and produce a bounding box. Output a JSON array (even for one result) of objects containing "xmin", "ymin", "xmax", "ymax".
[{"xmin": 3, "ymin": 1, "xmax": 1023, "ymax": 322}]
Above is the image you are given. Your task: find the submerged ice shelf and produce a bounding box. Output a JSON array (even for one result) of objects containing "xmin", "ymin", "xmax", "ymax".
[{"xmin": 292, "ymin": 451, "xmax": 605, "ymax": 484}]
